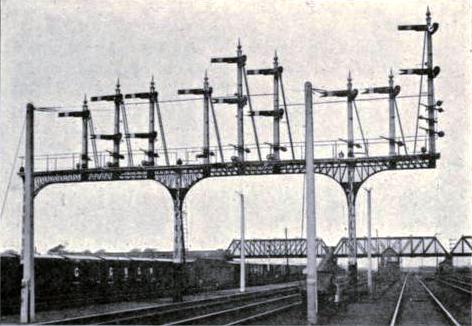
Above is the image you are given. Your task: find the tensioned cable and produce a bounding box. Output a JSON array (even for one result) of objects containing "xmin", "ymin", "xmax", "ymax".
[
  {"xmin": 36, "ymin": 93, "xmax": 427, "ymax": 113},
  {"xmin": 242, "ymin": 67, "xmax": 262, "ymax": 162},
  {"xmin": 353, "ymin": 101, "xmax": 369, "ymax": 156},
  {"xmin": 284, "ymin": 94, "xmax": 427, "ymax": 107},
  {"xmin": 0, "ymin": 117, "xmax": 26, "ymax": 222},
  {"xmin": 280, "ymin": 75, "xmax": 296, "ymax": 160},
  {"xmin": 394, "ymin": 99, "xmax": 409, "ymax": 155},
  {"xmin": 209, "ymin": 95, "xmax": 225, "ymax": 163},
  {"xmin": 413, "ymin": 31, "xmax": 427, "ymax": 153},
  {"xmin": 35, "ymin": 93, "xmax": 276, "ymax": 112}
]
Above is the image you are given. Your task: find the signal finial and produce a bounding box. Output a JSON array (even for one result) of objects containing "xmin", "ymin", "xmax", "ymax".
[
  {"xmin": 237, "ymin": 38, "xmax": 242, "ymax": 50},
  {"xmin": 83, "ymin": 94, "xmax": 88, "ymax": 105},
  {"xmin": 151, "ymin": 75, "xmax": 155, "ymax": 87},
  {"xmin": 389, "ymin": 68, "xmax": 394, "ymax": 79},
  {"xmin": 204, "ymin": 69, "xmax": 208, "ymax": 82},
  {"xmin": 274, "ymin": 50, "xmax": 278, "ymax": 65},
  {"xmin": 116, "ymin": 78, "xmax": 120, "ymax": 90},
  {"xmin": 348, "ymin": 70, "xmax": 352, "ymax": 82},
  {"xmin": 426, "ymin": 6, "xmax": 431, "ymax": 17}
]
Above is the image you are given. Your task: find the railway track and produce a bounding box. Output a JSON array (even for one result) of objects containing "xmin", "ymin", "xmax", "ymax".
[
  {"xmin": 389, "ymin": 274, "xmax": 461, "ymax": 326},
  {"xmin": 437, "ymin": 276, "xmax": 472, "ymax": 295},
  {"xmin": 41, "ymin": 284, "xmax": 301, "ymax": 325}
]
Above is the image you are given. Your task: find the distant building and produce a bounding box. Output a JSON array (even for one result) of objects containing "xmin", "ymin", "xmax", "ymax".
[{"xmin": 379, "ymin": 247, "xmax": 400, "ymax": 276}]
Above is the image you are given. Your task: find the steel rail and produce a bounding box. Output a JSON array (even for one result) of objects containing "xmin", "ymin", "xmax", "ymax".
[
  {"xmin": 389, "ymin": 274, "xmax": 409, "ymax": 326},
  {"xmin": 417, "ymin": 277, "xmax": 461, "ymax": 326},
  {"xmin": 104, "ymin": 287, "xmax": 300, "ymax": 325},
  {"xmin": 41, "ymin": 284, "xmax": 300, "ymax": 325},
  {"xmin": 224, "ymin": 301, "xmax": 302, "ymax": 325},
  {"xmin": 165, "ymin": 293, "xmax": 300, "ymax": 325},
  {"xmin": 437, "ymin": 278, "xmax": 472, "ymax": 294}
]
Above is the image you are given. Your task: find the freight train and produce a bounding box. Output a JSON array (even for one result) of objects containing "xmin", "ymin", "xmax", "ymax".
[{"xmin": 0, "ymin": 252, "xmax": 306, "ymax": 315}]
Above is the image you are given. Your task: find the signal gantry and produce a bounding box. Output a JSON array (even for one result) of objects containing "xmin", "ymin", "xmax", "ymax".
[{"xmin": 18, "ymin": 10, "xmax": 442, "ymax": 323}]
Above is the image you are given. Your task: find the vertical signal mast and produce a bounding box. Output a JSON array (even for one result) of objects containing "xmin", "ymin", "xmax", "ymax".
[
  {"xmin": 178, "ymin": 72, "xmax": 214, "ymax": 165},
  {"xmin": 362, "ymin": 70, "xmax": 402, "ymax": 157},
  {"xmin": 91, "ymin": 80, "xmax": 125, "ymax": 167},
  {"xmin": 399, "ymin": 7, "xmax": 442, "ymax": 162},
  {"xmin": 247, "ymin": 51, "xmax": 286, "ymax": 160},
  {"xmin": 124, "ymin": 77, "xmax": 161, "ymax": 166},
  {"xmin": 58, "ymin": 96, "xmax": 91, "ymax": 169},
  {"xmin": 211, "ymin": 40, "xmax": 248, "ymax": 162}
]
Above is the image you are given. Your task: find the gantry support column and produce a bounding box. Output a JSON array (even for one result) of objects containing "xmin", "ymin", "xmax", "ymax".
[
  {"xmin": 169, "ymin": 179, "xmax": 188, "ymax": 302},
  {"xmin": 21, "ymin": 103, "xmax": 35, "ymax": 323},
  {"xmin": 305, "ymin": 82, "xmax": 318, "ymax": 325},
  {"xmin": 343, "ymin": 181, "xmax": 360, "ymax": 286}
]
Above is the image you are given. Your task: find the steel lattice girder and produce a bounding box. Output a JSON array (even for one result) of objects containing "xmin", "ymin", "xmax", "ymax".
[
  {"xmin": 26, "ymin": 153, "xmax": 439, "ymax": 196},
  {"xmin": 450, "ymin": 236, "xmax": 472, "ymax": 256},
  {"xmin": 226, "ymin": 238, "xmax": 328, "ymax": 258},
  {"xmin": 333, "ymin": 236, "xmax": 450, "ymax": 257}
]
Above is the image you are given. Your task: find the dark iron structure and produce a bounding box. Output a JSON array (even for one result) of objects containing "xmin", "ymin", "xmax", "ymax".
[
  {"xmin": 226, "ymin": 236, "xmax": 470, "ymax": 259},
  {"xmin": 18, "ymin": 10, "xmax": 443, "ymax": 323}
]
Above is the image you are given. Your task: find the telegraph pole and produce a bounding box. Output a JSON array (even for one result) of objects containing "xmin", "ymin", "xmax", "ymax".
[
  {"xmin": 305, "ymin": 81, "xmax": 318, "ymax": 325},
  {"xmin": 365, "ymin": 188, "xmax": 373, "ymax": 294},
  {"xmin": 346, "ymin": 72, "xmax": 358, "ymax": 285},
  {"xmin": 21, "ymin": 103, "xmax": 35, "ymax": 323},
  {"xmin": 239, "ymin": 192, "xmax": 246, "ymax": 292}
]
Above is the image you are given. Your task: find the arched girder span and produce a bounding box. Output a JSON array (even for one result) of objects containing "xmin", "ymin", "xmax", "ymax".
[{"xmin": 21, "ymin": 152, "xmax": 439, "ymax": 301}]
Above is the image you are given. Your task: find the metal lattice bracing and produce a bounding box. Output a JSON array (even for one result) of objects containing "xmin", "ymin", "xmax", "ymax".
[
  {"xmin": 450, "ymin": 236, "xmax": 472, "ymax": 256},
  {"xmin": 334, "ymin": 236, "xmax": 448, "ymax": 257},
  {"xmin": 226, "ymin": 238, "xmax": 328, "ymax": 258},
  {"xmin": 29, "ymin": 153, "xmax": 438, "ymax": 196}
]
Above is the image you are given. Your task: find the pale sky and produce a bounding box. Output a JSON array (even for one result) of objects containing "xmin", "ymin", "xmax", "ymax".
[{"xmin": 0, "ymin": 0, "xmax": 471, "ymax": 256}]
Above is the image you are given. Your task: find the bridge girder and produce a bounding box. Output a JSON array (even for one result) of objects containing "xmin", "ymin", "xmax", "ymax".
[
  {"xmin": 334, "ymin": 236, "xmax": 449, "ymax": 257},
  {"xmin": 225, "ymin": 236, "xmax": 470, "ymax": 259},
  {"xmin": 450, "ymin": 236, "xmax": 472, "ymax": 257},
  {"xmin": 226, "ymin": 238, "xmax": 329, "ymax": 259},
  {"xmin": 25, "ymin": 153, "xmax": 439, "ymax": 197}
]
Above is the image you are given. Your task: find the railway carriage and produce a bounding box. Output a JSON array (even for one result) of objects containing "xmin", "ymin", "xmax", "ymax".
[{"xmin": 0, "ymin": 252, "xmax": 307, "ymax": 316}]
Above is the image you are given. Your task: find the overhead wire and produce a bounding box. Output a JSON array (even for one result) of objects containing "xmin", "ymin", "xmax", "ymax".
[
  {"xmin": 353, "ymin": 100, "xmax": 369, "ymax": 156},
  {"xmin": 242, "ymin": 67, "xmax": 262, "ymax": 162},
  {"xmin": 284, "ymin": 94, "xmax": 427, "ymax": 107},
  {"xmin": 209, "ymin": 95, "xmax": 225, "ymax": 163},
  {"xmin": 0, "ymin": 117, "xmax": 26, "ymax": 222},
  {"xmin": 394, "ymin": 99, "xmax": 409, "ymax": 155},
  {"xmin": 280, "ymin": 75, "xmax": 296, "ymax": 160},
  {"xmin": 413, "ymin": 31, "xmax": 427, "ymax": 153}
]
